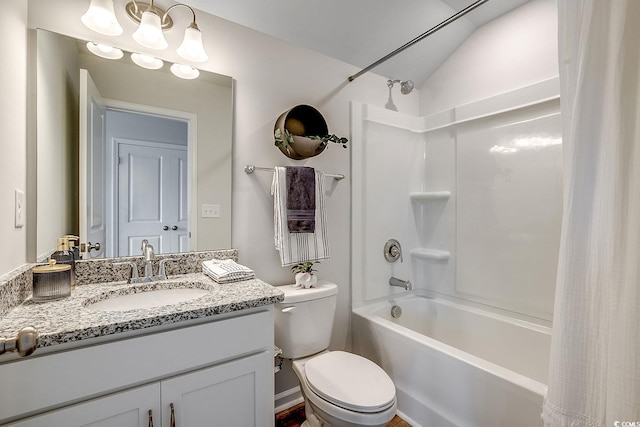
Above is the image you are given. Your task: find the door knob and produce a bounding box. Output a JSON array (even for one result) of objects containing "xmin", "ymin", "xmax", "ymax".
[
  {"xmin": 163, "ymin": 226, "xmax": 169, "ymax": 231},
  {"xmin": 171, "ymin": 225, "xmax": 178, "ymax": 231},
  {"xmin": 0, "ymin": 326, "xmax": 39, "ymax": 357},
  {"xmin": 80, "ymin": 242, "xmax": 101, "ymax": 252}
]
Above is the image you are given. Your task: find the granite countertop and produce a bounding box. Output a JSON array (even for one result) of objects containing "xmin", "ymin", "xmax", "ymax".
[{"xmin": 0, "ymin": 273, "xmax": 284, "ymax": 350}]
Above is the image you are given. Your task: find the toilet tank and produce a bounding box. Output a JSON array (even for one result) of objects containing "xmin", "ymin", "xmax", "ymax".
[{"xmin": 274, "ymin": 281, "xmax": 338, "ymax": 359}]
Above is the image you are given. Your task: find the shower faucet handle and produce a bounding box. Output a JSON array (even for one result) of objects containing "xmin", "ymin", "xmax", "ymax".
[
  {"xmin": 384, "ymin": 239, "xmax": 403, "ymax": 263},
  {"xmin": 390, "ymin": 245, "xmax": 402, "ymax": 259}
]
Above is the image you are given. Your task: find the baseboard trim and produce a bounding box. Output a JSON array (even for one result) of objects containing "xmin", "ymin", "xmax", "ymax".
[
  {"xmin": 275, "ymin": 386, "xmax": 304, "ymax": 414},
  {"xmin": 396, "ymin": 409, "xmax": 421, "ymax": 427}
]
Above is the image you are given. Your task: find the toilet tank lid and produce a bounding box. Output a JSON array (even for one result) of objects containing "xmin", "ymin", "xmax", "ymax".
[{"xmin": 277, "ymin": 281, "xmax": 338, "ymax": 303}]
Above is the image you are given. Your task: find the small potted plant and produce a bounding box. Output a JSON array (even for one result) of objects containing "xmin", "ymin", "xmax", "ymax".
[{"xmin": 291, "ymin": 261, "xmax": 319, "ymax": 288}]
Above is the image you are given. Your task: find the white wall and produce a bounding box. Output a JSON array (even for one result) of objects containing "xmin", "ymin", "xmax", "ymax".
[
  {"xmin": 0, "ymin": 0, "xmax": 28, "ymax": 275},
  {"xmin": 419, "ymin": 0, "xmax": 559, "ymax": 115}
]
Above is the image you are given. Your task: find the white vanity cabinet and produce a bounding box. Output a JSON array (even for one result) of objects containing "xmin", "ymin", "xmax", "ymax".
[{"xmin": 0, "ymin": 307, "xmax": 275, "ymax": 427}]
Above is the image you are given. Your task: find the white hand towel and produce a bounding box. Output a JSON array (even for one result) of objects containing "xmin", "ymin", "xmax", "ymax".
[
  {"xmin": 272, "ymin": 167, "xmax": 331, "ymax": 266},
  {"xmin": 202, "ymin": 259, "xmax": 255, "ymax": 283}
]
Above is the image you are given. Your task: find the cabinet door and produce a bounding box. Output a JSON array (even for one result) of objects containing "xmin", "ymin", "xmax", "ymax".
[
  {"xmin": 6, "ymin": 383, "xmax": 160, "ymax": 427},
  {"xmin": 161, "ymin": 351, "xmax": 273, "ymax": 427}
]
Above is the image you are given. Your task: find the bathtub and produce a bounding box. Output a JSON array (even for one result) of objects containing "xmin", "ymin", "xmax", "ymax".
[{"xmin": 352, "ymin": 292, "xmax": 551, "ymax": 427}]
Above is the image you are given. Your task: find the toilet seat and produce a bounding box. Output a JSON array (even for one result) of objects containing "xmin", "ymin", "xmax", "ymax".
[{"xmin": 304, "ymin": 351, "xmax": 396, "ymax": 413}]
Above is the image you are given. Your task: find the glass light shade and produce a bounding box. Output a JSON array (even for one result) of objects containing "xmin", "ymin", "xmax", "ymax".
[
  {"xmin": 177, "ymin": 26, "xmax": 208, "ymax": 63},
  {"xmin": 131, "ymin": 53, "xmax": 164, "ymax": 70},
  {"xmin": 132, "ymin": 11, "xmax": 168, "ymax": 50},
  {"xmin": 81, "ymin": 0, "xmax": 123, "ymax": 36},
  {"xmin": 86, "ymin": 42, "xmax": 124, "ymax": 60},
  {"xmin": 170, "ymin": 63, "xmax": 200, "ymax": 80}
]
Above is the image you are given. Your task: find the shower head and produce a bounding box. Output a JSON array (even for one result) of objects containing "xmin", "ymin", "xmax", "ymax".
[
  {"xmin": 400, "ymin": 80, "xmax": 414, "ymax": 94},
  {"xmin": 387, "ymin": 79, "xmax": 414, "ymax": 95}
]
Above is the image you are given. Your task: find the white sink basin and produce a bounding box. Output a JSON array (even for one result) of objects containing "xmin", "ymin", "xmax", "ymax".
[{"xmin": 87, "ymin": 288, "xmax": 209, "ymax": 312}]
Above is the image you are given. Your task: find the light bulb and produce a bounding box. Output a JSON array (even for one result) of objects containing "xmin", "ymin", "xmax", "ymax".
[
  {"xmin": 170, "ymin": 63, "xmax": 200, "ymax": 80},
  {"xmin": 131, "ymin": 53, "xmax": 164, "ymax": 70},
  {"xmin": 86, "ymin": 42, "xmax": 123, "ymax": 60}
]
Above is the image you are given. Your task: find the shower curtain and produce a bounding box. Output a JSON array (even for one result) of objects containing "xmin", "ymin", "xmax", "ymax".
[{"xmin": 542, "ymin": 1, "xmax": 640, "ymax": 426}]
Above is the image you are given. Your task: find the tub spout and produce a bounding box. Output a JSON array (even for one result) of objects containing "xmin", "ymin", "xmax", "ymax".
[{"xmin": 389, "ymin": 277, "xmax": 412, "ymax": 290}]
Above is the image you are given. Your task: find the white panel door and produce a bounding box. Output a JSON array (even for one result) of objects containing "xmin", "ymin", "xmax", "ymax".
[
  {"xmin": 79, "ymin": 69, "xmax": 106, "ymax": 258},
  {"xmin": 160, "ymin": 351, "xmax": 273, "ymax": 427},
  {"xmin": 117, "ymin": 140, "xmax": 188, "ymax": 256},
  {"xmin": 5, "ymin": 383, "xmax": 160, "ymax": 427}
]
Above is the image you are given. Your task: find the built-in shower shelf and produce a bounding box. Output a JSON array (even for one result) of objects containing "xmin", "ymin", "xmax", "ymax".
[
  {"xmin": 410, "ymin": 248, "xmax": 451, "ymax": 261},
  {"xmin": 410, "ymin": 191, "xmax": 451, "ymax": 202}
]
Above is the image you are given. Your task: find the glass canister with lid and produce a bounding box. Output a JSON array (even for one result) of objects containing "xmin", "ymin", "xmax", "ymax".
[{"xmin": 32, "ymin": 259, "xmax": 71, "ymax": 302}]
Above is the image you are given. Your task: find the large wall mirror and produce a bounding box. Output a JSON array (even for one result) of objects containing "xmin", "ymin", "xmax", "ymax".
[{"xmin": 35, "ymin": 29, "xmax": 233, "ymax": 261}]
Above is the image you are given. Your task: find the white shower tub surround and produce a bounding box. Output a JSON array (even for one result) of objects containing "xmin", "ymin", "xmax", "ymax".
[{"xmin": 352, "ymin": 292, "xmax": 551, "ymax": 427}]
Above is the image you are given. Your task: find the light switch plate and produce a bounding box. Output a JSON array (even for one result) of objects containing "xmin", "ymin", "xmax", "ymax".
[
  {"xmin": 15, "ymin": 189, "xmax": 25, "ymax": 228},
  {"xmin": 201, "ymin": 204, "xmax": 221, "ymax": 218}
]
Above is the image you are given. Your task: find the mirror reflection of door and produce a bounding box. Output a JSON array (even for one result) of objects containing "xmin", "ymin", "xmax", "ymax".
[
  {"xmin": 79, "ymin": 69, "xmax": 107, "ymax": 259},
  {"xmin": 117, "ymin": 141, "xmax": 188, "ymax": 256},
  {"xmin": 105, "ymin": 110, "xmax": 189, "ymax": 257}
]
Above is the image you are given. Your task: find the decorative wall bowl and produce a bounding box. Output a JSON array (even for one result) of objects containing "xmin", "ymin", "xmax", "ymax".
[{"xmin": 274, "ymin": 105, "xmax": 329, "ymax": 160}]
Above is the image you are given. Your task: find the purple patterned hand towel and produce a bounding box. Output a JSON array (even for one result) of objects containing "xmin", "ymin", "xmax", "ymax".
[{"xmin": 286, "ymin": 166, "xmax": 316, "ymax": 233}]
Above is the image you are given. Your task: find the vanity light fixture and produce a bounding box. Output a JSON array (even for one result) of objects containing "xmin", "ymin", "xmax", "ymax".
[
  {"xmin": 82, "ymin": 0, "xmax": 208, "ymax": 63},
  {"xmin": 170, "ymin": 63, "xmax": 200, "ymax": 80},
  {"xmin": 128, "ymin": 1, "xmax": 208, "ymax": 62},
  {"xmin": 131, "ymin": 52, "xmax": 164, "ymax": 69},
  {"xmin": 86, "ymin": 42, "xmax": 124, "ymax": 60}
]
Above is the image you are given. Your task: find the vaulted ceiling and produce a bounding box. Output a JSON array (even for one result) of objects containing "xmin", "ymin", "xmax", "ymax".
[{"xmin": 182, "ymin": 0, "xmax": 531, "ymax": 87}]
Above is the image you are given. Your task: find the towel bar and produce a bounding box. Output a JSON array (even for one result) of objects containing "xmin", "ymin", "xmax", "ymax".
[{"xmin": 244, "ymin": 165, "xmax": 345, "ymax": 181}]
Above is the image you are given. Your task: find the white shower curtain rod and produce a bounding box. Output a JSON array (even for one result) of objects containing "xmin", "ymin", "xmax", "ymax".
[
  {"xmin": 244, "ymin": 165, "xmax": 345, "ymax": 181},
  {"xmin": 347, "ymin": 0, "xmax": 490, "ymax": 83}
]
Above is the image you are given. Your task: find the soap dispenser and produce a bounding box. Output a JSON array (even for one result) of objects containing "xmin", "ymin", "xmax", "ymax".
[
  {"xmin": 50, "ymin": 237, "xmax": 76, "ymax": 289},
  {"xmin": 64, "ymin": 235, "xmax": 81, "ymax": 261}
]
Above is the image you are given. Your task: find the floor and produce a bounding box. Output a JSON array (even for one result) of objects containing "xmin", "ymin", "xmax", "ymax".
[{"xmin": 275, "ymin": 403, "xmax": 412, "ymax": 427}]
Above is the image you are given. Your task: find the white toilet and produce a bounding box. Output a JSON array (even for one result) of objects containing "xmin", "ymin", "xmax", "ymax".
[{"xmin": 275, "ymin": 281, "xmax": 397, "ymax": 427}]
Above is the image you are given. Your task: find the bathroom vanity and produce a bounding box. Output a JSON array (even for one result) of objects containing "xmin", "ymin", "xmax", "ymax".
[{"xmin": 0, "ymin": 254, "xmax": 283, "ymax": 426}]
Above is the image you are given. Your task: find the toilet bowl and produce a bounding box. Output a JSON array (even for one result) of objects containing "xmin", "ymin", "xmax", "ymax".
[
  {"xmin": 274, "ymin": 282, "xmax": 397, "ymax": 427},
  {"xmin": 293, "ymin": 351, "xmax": 397, "ymax": 427}
]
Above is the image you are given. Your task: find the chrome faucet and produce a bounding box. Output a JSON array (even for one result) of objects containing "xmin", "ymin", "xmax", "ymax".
[
  {"xmin": 389, "ymin": 277, "xmax": 412, "ymax": 290},
  {"xmin": 141, "ymin": 240, "xmax": 155, "ymax": 282}
]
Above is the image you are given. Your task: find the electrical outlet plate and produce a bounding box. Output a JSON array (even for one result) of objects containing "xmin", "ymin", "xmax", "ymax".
[
  {"xmin": 15, "ymin": 189, "xmax": 25, "ymax": 228},
  {"xmin": 201, "ymin": 204, "xmax": 221, "ymax": 218}
]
